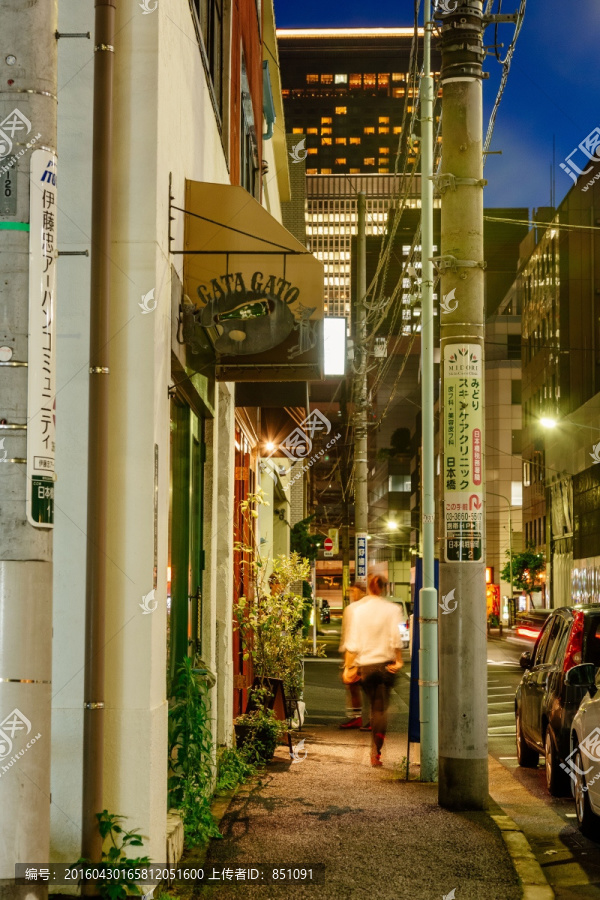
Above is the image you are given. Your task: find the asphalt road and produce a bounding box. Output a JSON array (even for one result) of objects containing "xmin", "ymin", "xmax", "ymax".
[{"xmin": 303, "ymin": 623, "xmax": 600, "ymax": 896}]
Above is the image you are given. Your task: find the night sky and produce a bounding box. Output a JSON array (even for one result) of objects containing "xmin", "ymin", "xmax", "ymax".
[{"xmin": 274, "ymin": 0, "xmax": 600, "ymax": 213}]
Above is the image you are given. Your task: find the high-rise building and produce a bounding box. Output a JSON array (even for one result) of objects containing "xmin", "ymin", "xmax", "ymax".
[{"xmin": 278, "ymin": 28, "xmax": 441, "ymax": 319}]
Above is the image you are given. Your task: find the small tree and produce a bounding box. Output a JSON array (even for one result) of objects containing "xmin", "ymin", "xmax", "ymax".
[
  {"xmin": 501, "ymin": 545, "xmax": 545, "ymax": 608},
  {"xmin": 289, "ymin": 514, "xmax": 320, "ymax": 562}
]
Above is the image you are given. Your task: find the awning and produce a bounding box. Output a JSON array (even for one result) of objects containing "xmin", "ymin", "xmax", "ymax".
[{"xmin": 180, "ymin": 181, "xmax": 324, "ymax": 381}]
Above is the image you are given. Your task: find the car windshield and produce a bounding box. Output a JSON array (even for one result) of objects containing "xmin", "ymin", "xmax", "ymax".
[{"xmin": 583, "ymin": 614, "xmax": 600, "ymax": 666}]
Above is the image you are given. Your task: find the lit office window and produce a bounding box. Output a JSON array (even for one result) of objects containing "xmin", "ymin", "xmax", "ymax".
[
  {"xmin": 335, "ymin": 137, "xmax": 347, "ymax": 144},
  {"xmin": 321, "ymin": 137, "xmax": 332, "ymax": 145},
  {"xmin": 349, "ymin": 74, "xmax": 361, "ymax": 89},
  {"xmin": 306, "ymin": 74, "xmax": 319, "ymax": 83},
  {"xmin": 379, "ymin": 116, "xmax": 389, "ymax": 123},
  {"xmin": 363, "ymin": 73, "xmax": 376, "ymax": 89},
  {"xmin": 321, "ymin": 74, "xmax": 333, "ymax": 84},
  {"xmin": 393, "ymin": 88, "xmax": 406, "ymax": 98},
  {"xmin": 378, "ymin": 167, "xmax": 389, "ymax": 173},
  {"xmin": 379, "ymin": 147, "xmax": 390, "ymax": 154},
  {"xmin": 378, "ymin": 127, "xmax": 389, "ymax": 134},
  {"xmin": 364, "ymin": 158, "xmax": 375, "ymax": 166},
  {"xmin": 349, "ymin": 168, "xmax": 360, "ymax": 173},
  {"xmin": 307, "ymin": 148, "xmax": 317, "ymax": 155},
  {"xmin": 335, "ymin": 106, "xmax": 347, "ymax": 115},
  {"xmin": 511, "ymin": 482, "xmax": 523, "ymax": 506},
  {"xmin": 321, "ymin": 117, "xmax": 332, "ymax": 124},
  {"xmin": 364, "ymin": 126, "xmax": 375, "ymax": 134},
  {"xmin": 321, "ymin": 168, "xmax": 332, "ymax": 174},
  {"xmin": 307, "ymin": 127, "xmax": 318, "ymax": 134},
  {"xmin": 392, "ymin": 73, "xmax": 404, "ymax": 81},
  {"xmin": 378, "ymin": 74, "xmax": 390, "ymax": 89},
  {"xmin": 349, "ymin": 137, "xmax": 361, "ymax": 144},
  {"xmin": 292, "ymin": 128, "xmax": 303, "ymax": 134},
  {"xmin": 306, "ymin": 168, "xmax": 317, "ymax": 175},
  {"xmin": 393, "ymin": 126, "xmax": 402, "ymax": 134},
  {"xmin": 335, "ymin": 73, "xmax": 347, "ymax": 83}
]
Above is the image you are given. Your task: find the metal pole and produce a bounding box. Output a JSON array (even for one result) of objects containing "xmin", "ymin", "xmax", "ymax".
[
  {"xmin": 354, "ymin": 193, "xmax": 368, "ymax": 572},
  {"xmin": 487, "ymin": 490, "xmax": 513, "ymax": 626},
  {"xmin": 81, "ymin": 0, "xmax": 116, "ymax": 865},
  {"xmin": 438, "ymin": 0, "xmax": 488, "ymax": 810},
  {"xmin": 0, "ymin": 2, "xmax": 57, "ymax": 896},
  {"xmin": 419, "ymin": 0, "xmax": 438, "ymax": 783}
]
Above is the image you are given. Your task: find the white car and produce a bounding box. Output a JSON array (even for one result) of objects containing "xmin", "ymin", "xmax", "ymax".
[
  {"xmin": 393, "ymin": 599, "xmax": 412, "ymax": 649},
  {"xmin": 568, "ymin": 663, "xmax": 600, "ymax": 837}
]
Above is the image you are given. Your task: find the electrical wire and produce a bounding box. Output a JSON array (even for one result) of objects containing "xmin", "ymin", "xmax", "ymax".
[{"xmin": 483, "ymin": 0, "xmax": 527, "ymax": 160}]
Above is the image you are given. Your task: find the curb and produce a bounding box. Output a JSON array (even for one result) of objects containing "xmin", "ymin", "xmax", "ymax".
[{"xmin": 490, "ymin": 813, "xmax": 555, "ymax": 900}]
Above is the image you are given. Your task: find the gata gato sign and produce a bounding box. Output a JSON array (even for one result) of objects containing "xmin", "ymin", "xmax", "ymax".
[{"xmin": 195, "ymin": 270, "xmax": 312, "ymax": 358}]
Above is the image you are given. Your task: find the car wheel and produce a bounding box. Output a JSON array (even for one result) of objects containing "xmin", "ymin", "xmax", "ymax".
[
  {"xmin": 516, "ymin": 710, "xmax": 539, "ymax": 768},
  {"xmin": 544, "ymin": 728, "xmax": 570, "ymax": 797},
  {"xmin": 574, "ymin": 749, "xmax": 600, "ymax": 839}
]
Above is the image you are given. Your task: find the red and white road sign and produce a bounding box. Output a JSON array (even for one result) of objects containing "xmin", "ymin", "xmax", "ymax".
[{"xmin": 323, "ymin": 537, "xmax": 334, "ymax": 553}]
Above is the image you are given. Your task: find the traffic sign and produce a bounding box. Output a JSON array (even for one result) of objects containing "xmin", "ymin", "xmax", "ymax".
[{"xmin": 323, "ymin": 537, "xmax": 333, "ymax": 553}]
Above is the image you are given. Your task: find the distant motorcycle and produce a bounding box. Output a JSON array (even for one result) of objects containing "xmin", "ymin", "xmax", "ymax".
[{"xmin": 320, "ymin": 600, "xmax": 331, "ymax": 624}]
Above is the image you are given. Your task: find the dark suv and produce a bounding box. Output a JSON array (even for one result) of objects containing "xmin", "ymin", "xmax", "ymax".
[{"xmin": 515, "ymin": 604, "xmax": 600, "ymax": 795}]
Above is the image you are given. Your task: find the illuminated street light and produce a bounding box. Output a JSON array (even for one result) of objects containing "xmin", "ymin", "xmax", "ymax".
[
  {"xmin": 539, "ymin": 417, "xmax": 557, "ymax": 429},
  {"xmin": 265, "ymin": 441, "xmax": 275, "ymax": 451},
  {"xmin": 386, "ymin": 519, "xmax": 399, "ymax": 531}
]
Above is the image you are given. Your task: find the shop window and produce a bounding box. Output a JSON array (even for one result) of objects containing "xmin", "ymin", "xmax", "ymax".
[
  {"xmin": 192, "ymin": 0, "xmax": 224, "ymax": 118},
  {"xmin": 321, "ymin": 137, "xmax": 332, "ymax": 145},
  {"xmin": 335, "ymin": 137, "xmax": 347, "ymax": 144},
  {"xmin": 306, "ymin": 74, "xmax": 319, "ymax": 83},
  {"xmin": 364, "ymin": 126, "xmax": 375, "ymax": 134},
  {"xmin": 363, "ymin": 73, "xmax": 376, "ymax": 89},
  {"xmin": 335, "ymin": 73, "xmax": 347, "ymax": 83},
  {"xmin": 335, "ymin": 158, "xmax": 347, "ymax": 165},
  {"xmin": 335, "ymin": 106, "xmax": 347, "ymax": 115},
  {"xmin": 321, "ymin": 74, "xmax": 333, "ymax": 84},
  {"xmin": 364, "ymin": 157, "xmax": 375, "ymax": 166}
]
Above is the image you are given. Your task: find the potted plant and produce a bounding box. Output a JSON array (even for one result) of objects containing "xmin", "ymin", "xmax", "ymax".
[{"xmin": 233, "ymin": 490, "xmax": 311, "ymax": 758}]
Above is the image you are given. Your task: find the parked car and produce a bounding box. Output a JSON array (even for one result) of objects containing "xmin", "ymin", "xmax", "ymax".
[
  {"xmin": 393, "ymin": 599, "xmax": 412, "ymax": 649},
  {"xmin": 515, "ymin": 604, "xmax": 600, "ymax": 796},
  {"xmin": 568, "ymin": 662, "xmax": 600, "ymax": 838}
]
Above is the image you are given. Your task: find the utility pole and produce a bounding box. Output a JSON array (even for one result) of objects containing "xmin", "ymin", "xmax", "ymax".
[
  {"xmin": 0, "ymin": 2, "xmax": 57, "ymax": 896},
  {"xmin": 354, "ymin": 193, "xmax": 368, "ymax": 579},
  {"xmin": 419, "ymin": 0, "xmax": 439, "ymax": 784},
  {"xmin": 437, "ymin": 0, "xmax": 488, "ymax": 809}
]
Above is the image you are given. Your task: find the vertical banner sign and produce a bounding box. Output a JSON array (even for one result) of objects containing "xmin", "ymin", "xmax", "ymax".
[
  {"xmin": 355, "ymin": 532, "xmax": 368, "ymax": 579},
  {"xmin": 443, "ymin": 343, "xmax": 483, "ymax": 562},
  {"xmin": 27, "ymin": 150, "xmax": 57, "ymax": 527},
  {"xmin": 328, "ymin": 527, "xmax": 339, "ymax": 554}
]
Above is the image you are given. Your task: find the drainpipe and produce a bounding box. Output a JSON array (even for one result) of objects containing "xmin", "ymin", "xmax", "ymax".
[{"xmin": 81, "ymin": 0, "xmax": 116, "ymax": 865}]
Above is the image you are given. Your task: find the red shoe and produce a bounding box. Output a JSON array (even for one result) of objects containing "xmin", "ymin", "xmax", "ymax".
[
  {"xmin": 339, "ymin": 716, "xmax": 362, "ymax": 729},
  {"xmin": 371, "ymin": 753, "xmax": 382, "ymax": 767}
]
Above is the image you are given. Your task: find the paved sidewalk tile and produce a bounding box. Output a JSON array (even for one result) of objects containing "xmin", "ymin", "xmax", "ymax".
[{"xmin": 195, "ymin": 727, "xmax": 522, "ymax": 900}]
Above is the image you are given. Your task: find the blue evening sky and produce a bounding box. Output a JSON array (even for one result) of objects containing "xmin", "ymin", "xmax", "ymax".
[{"xmin": 274, "ymin": 0, "xmax": 600, "ymax": 212}]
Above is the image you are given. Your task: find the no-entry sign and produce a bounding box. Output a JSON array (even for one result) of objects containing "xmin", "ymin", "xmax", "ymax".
[{"xmin": 323, "ymin": 537, "xmax": 334, "ymax": 556}]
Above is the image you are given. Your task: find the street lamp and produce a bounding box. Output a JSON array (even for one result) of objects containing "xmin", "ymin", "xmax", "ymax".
[{"xmin": 487, "ymin": 490, "xmax": 513, "ymax": 620}]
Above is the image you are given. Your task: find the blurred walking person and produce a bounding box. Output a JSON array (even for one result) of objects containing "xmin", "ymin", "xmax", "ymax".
[
  {"xmin": 338, "ymin": 579, "xmax": 367, "ymax": 728},
  {"xmin": 344, "ymin": 574, "xmax": 404, "ymax": 766}
]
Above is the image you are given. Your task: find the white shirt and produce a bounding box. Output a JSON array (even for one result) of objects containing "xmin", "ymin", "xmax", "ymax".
[
  {"xmin": 338, "ymin": 595, "xmax": 368, "ymax": 653},
  {"xmin": 345, "ymin": 595, "xmax": 403, "ymax": 666}
]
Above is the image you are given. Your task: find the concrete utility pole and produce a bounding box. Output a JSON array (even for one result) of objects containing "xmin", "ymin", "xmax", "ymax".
[
  {"xmin": 419, "ymin": 0, "xmax": 439, "ymax": 784},
  {"xmin": 437, "ymin": 0, "xmax": 488, "ymax": 809},
  {"xmin": 354, "ymin": 193, "xmax": 368, "ymax": 578},
  {"xmin": 0, "ymin": 2, "xmax": 57, "ymax": 895}
]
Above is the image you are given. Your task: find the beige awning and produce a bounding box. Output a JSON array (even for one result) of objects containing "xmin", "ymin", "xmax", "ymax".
[{"xmin": 181, "ymin": 182, "xmax": 324, "ymax": 380}]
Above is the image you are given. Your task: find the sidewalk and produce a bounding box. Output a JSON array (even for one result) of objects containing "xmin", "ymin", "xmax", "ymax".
[{"xmin": 192, "ymin": 725, "xmax": 523, "ymax": 899}]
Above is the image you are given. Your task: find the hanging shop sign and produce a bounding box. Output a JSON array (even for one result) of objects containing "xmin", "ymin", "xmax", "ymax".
[
  {"xmin": 181, "ymin": 181, "xmax": 324, "ymax": 381},
  {"xmin": 355, "ymin": 533, "xmax": 368, "ymax": 579},
  {"xmin": 27, "ymin": 150, "xmax": 57, "ymax": 527},
  {"xmin": 443, "ymin": 343, "xmax": 483, "ymax": 562}
]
